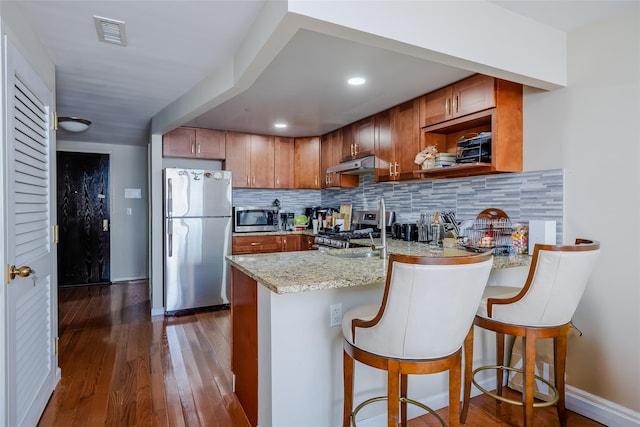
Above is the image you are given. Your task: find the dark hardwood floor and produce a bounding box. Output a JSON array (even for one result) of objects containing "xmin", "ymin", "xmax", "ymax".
[{"xmin": 38, "ymin": 281, "xmax": 604, "ymax": 426}]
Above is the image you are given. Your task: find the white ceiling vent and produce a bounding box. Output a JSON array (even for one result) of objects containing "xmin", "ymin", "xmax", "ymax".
[{"xmin": 93, "ymin": 16, "xmax": 127, "ymax": 46}]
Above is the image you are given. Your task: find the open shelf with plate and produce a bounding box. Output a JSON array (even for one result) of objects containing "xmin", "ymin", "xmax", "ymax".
[{"xmin": 415, "ymin": 78, "xmax": 522, "ymax": 180}]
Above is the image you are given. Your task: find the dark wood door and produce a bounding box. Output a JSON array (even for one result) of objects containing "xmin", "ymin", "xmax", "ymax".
[{"xmin": 57, "ymin": 152, "xmax": 111, "ymax": 286}]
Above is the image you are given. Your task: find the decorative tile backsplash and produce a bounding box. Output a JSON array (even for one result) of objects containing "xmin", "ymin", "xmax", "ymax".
[{"xmin": 233, "ymin": 169, "xmax": 564, "ymax": 242}]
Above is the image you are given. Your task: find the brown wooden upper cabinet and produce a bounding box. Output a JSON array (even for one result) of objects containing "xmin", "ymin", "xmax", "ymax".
[
  {"xmin": 274, "ymin": 136, "xmax": 294, "ymax": 189},
  {"xmin": 225, "ymin": 132, "xmax": 275, "ymax": 188},
  {"xmin": 417, "ymin": 76, "xmax": 523, "ymax": 179},
  {"xmin": 342, "ymin": 116, "xmax": 375, "ymax": 162},
  {"xmin": 376, "ymin": 100, "xmax": 420, "ymax": 182},
  {"xmin": 163, "ymin": 127, "xmax": 226, "ymax": 159},
  {"xmin": 321, "ymin": 129, "xmax": 358, "ymax": 189},
  {"xmin": 419, "ymin": 74, "xmax": 495, "ymax": 127},
  {"xmin": 294, "ymin": 136, "xmax": 321, "ymax": 189}
]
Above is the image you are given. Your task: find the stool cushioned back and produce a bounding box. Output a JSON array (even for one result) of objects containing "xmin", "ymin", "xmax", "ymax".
[
  {"xmin": 348, "ymin": 257, "xmax": 493, "ymax": 359},
  {"xmin": 488, "ymin": 248, "xmax": 600, "ymax": 327}
]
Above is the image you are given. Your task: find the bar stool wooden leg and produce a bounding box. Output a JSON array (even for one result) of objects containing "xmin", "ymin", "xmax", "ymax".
[
  {"xmin": 400, "ymin": 374, "xmax": 408, "ymax": 427},
  {"xmin": 449, "ymin": 351, "xmax": 462, "ymax": 427},
  {"xmin": 523, "ymin": 332, "xmax": 537, "ymax": 426},
  {"xmin": 343, "ymin": 350, "xmax": 354, "ymax": 427},
  {"xmin": 388, "ymin": 360, "xmax": 400, "ymax": 427},
  {"xmin": 460, "ymin": 327, "xmax": 474, "ymax": 423},
  {"xmin": 555, "ymin": 335, "xmax": 568, "ymax": 427},
  {"xmin": 496, "ymin": 331, "xmax": 505, "ymax": 399}
]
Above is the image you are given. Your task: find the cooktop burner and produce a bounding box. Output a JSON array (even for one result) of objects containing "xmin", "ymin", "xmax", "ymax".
[{"xmin": 314, "ymin": 228, "xmax": 380, "ymax": 249}]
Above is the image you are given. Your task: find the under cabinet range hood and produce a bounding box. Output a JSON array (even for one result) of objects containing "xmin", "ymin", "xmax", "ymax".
[{"xmin": 326, "ymin": 155, "xmax": 375, "ymax": 175}]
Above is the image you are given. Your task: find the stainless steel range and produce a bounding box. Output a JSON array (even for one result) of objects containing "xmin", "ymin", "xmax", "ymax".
[{"xmin": 314, "ymin": 210, "xmax": 394, "ymax": 249}]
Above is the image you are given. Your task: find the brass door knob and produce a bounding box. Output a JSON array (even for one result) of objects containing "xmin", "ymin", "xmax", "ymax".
[{"xmin": 9, "ymin": 265, "xmax": 35, "ymax": 280}]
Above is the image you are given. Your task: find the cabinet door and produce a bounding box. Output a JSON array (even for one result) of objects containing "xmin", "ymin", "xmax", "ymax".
[
  {"xmin": 375, "ymin": 110, "xmax": 393, "ymax": 182},
  {"xmin": 232, "ymin": 235, "xmax": 282, "ymax": 255},
  {"xmin": 163, "ymin": 127, "xmax": 196, "ymax": 157},
  {"xmin": 391, "ymin": 99, "xmax": 421, "ymax": 180},
  {"xmin": 274, "ymin": 136, "xmax": 294, "ymax": 188},
  {"xmin": 452, "ymin": 74, "xmax": 495, "ymax": 118},
  {"xmin": 321, "ymin": 132, "xmax": 335, "ymax": 188},
  {"xmin": 250, "ymin": 134, "xmax": 275, "ymax": 188},
  {"xmin": 341, "ymin": 123, "xmax": 356, "ymax": 162},
  {"xmin": 322, "ymin": 130, "xmax": 358, "ymax": 188},
  {"xmin": 354, "ymin": 116, "xmax": 375, "ymax": 158},
  {"xmin": 225, "ymin": 132, "xmax": 251, "ymax": 188},
  {"xmin": 294, "ymin": 136, "xmax": 321, "ymax": 189},
  {"xmin": 301, "ymin": 235, "xmax": 316, "ymax": 250},
  {"xmin": 195, "ymin": 128, "xmax": 226, "ymax": 159},
  {"xmin": 281, "ymin": 235, "xmax": 301, "ymax": 252},
  {"xmin": 420, "ymin": 86, "xmax": 453, "ymax": 127}
]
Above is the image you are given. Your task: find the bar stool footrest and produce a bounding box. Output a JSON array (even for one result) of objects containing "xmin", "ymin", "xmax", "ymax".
[
  {"xmin": 471, "ymin": 365, "xmax": 559, "ymax": 408},
  {"xmin": 350, "ymin": 395, "xmax": 446, "ymax": 427}
]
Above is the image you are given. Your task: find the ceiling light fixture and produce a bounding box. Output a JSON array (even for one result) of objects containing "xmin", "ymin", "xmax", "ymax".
[
  {"xmin": 57, "ymin": 117, "xmax": 92, "ymax": 132},
  {"xmin": 274, "ymin": 122, "xmax": 288, "ymax": 129},
  {"xmin": 347, "ymin": 77, "xmax": 366, "ymax": 86}
]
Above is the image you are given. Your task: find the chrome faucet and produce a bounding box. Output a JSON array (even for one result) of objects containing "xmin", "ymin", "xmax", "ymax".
[{"xmin": 369, "ymin": 198, "xmax": 387, "ymax": 258}]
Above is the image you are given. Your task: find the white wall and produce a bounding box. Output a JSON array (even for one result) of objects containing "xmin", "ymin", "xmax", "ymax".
[
  {"xmin": 522, "ymin": 6, "xmax": 640, "ymax": 413},
  {"xmin": 57, "ymin": 140, "xmax": 149, "ymax": 282}
]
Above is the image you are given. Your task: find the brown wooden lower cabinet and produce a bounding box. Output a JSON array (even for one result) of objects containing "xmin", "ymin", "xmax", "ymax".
[
  {"xmin": 231, "ymin": 267, "xmax": 258, "ymax": 427},
  {"xmin": 281, "ymin": 234, "xmax": 301, "ymax": 252},
  {"xmin": 232, "ymin": 235, "xmax": 282, "ymax": 255},
  {"xmin": 232, "ymin": 233, "xmax": 315, "ymax": 255}
]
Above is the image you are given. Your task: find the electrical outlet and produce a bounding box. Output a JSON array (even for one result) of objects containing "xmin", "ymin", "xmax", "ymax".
[{"xmin": 330, "ymin": 303, "xmax": 342, "ymax": 327}]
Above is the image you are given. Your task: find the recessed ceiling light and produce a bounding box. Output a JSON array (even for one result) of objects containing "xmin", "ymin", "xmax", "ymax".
[
  {"xmin": 274, "ymin": 122, "xmax": 287, "ymax": 129},
  {"xmin": 347, "ymin": 77, "xmax": 366, "ymax": 86}
]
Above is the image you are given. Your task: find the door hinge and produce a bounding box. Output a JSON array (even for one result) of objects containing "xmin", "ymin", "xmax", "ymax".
[
  {"xmin": 55, "ymin": 337, "xmax": 59, "ymax": 356},
  {"xmin": 52, "ymin": 111, "xmax": 58, "ymax": 131},
  {"xmin": 52, "ymin": 224, "xmax": 59, "ymax": 244}
]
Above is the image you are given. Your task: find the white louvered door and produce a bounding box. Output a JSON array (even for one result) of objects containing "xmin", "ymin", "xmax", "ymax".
[{"xmin": 5, "ymin": 39, "xmax": 57, "ymax": 427}]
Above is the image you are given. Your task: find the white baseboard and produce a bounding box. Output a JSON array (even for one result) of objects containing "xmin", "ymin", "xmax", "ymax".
[
  {"xmin": 354, "ymin": 379, "xmax": 640, "ymax": 427},
  {"xmin": 566, "ymin": 385, "xmax": 640, "ymax": 427}
]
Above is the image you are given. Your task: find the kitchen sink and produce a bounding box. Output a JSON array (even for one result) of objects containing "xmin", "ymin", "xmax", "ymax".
[{"xmin": 327, "ymin": 251, "xmax": 380, "ymax": 259}]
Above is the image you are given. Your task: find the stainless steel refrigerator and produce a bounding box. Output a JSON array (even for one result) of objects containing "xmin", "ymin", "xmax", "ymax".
[{"xmin": 163, "ymin": 168, "xmax": 232, "ymax": 313}]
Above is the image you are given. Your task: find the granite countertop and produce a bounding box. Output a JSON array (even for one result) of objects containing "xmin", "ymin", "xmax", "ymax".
[{"xmin": 226, "ymin": 240, "xmax": 530, "ymax": 295}]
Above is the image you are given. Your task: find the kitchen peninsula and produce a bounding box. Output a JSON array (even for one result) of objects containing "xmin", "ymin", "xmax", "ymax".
[{"xmin": 226, "ymin": 241, "xmax": 529, "ymax": 427}]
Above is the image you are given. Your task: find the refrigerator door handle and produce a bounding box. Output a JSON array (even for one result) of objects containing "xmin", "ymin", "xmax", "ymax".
[
  {"xmin": 167, "ymin": 219, "xmax": 173, "ymax": 257},
  {"xmin": 167, "ymin": 178, "xmax": 173, "ymax": 217}
]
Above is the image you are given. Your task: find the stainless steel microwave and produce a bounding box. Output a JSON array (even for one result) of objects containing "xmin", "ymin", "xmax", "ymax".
[{"xmin": 233, "ymin": 206, "xmax": 280, "ymax": 233}]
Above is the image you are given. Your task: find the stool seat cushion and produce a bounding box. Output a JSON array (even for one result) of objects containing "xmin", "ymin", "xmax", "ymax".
[
  {"xmin": 342, "ymin": 304, "xmax": 378, "ymax": 344},
  {"xmin": 476, "ymin": 286, "xmax": 521, "ymax": 318}
]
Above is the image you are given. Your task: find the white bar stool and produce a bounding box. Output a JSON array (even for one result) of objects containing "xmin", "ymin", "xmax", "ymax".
[{"xmin": 342, "ymin": 251, "xmax": 494, "ymax": 427}]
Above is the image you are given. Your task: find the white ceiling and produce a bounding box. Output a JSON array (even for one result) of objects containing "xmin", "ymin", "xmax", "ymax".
[{"xmin": 14, "ymin": 0, "xmax": 637, "ymax": 146}]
